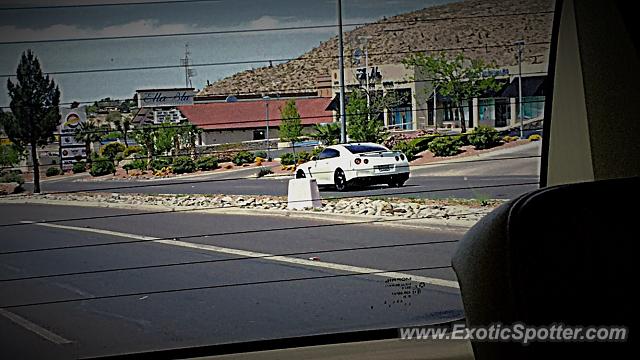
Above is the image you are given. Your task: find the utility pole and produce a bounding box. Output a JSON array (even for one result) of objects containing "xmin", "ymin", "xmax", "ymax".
[
  {"xmin": 358, "ymin": 35, "xmax": 372, "ymax": 120},
  {"xmin": 514, "ymin": 40, "xmax": 525, "ymax": 139},
  {"xmin": 433, "ymin": 85, "xmax": 438, "ymax": 131},
  {"xmin": 263, "ymin": 95, "xmax": 271, "ymax": 161},
  {"xmin": 181, "ymin": 44, "xmax": 196, "ymax": 88},
  {"xmin": 337, "ymin": 0, "xmax": 347, "ymax": 143}
]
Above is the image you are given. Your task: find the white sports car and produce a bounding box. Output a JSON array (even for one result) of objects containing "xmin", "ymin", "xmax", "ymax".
[{"xmin": 295, "ymin": 143, "xmax": 410, "ymax": 191}]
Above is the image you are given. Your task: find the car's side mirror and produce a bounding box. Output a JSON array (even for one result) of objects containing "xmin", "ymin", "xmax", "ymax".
[{"xmin": 311, "ymin": 156, "xmax": 317, "ymax": 161}]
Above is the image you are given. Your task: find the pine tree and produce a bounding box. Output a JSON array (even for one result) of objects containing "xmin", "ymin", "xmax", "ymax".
[{"xmin": 1, "ymin": 51, "xmax": 61, "ymax": 193}]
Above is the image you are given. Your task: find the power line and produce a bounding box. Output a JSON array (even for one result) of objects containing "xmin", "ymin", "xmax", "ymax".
[
  {"xmin": 0, "ymin": 180, "xmax": 539, "ymax": 229},
  {"xmin": 0, "ymin": 239, "xmax": 459, "ymax": 282},
  {"xmin": 0, "ymin": 0, "xmax": 222, "ymax": 11},
  {"xmin": 0, "ymin": 42, "xmax": 552, "ymax": 79},
  {"xmin": 0, "ymin": 264, "xmax": 454, "ymax": 309},
  {"xmin": 0, "ymin": 11, "xmax": 554, "ymax": 46}
]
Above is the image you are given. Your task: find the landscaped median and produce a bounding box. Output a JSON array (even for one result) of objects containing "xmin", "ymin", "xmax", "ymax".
[{"xmin": 1, "ymin": 192, "xmax": 504, "ymax": 228}]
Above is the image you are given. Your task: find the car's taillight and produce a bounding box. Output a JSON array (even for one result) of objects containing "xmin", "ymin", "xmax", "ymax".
[
  {"xmin": 354, "ymin": 158, "xmax": 362, "ymax": 165},
  {"xmin": 363, "ymin": 159, "xmax": 369, "ymax": 164}
]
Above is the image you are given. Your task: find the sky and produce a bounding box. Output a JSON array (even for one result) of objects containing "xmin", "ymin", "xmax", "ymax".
[{"xmin": 0, "ymin": 0, "xmax": 458, "ymax": 107}]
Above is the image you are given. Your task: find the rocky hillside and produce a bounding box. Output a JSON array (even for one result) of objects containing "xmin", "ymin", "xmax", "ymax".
[{"xmin": 199, "ymin": 0, "xmax": 554, "ymax": 97}]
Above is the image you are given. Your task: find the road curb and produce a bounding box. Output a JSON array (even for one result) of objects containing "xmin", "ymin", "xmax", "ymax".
[{"xmin": 0, "ymin": 197, "xmax": 472, "ymax": 232}]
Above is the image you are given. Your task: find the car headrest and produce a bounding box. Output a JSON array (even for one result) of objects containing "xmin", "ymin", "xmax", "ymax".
[{"xmin": 452, "ymin": 177, "xmax": 636, "ymax": 359}]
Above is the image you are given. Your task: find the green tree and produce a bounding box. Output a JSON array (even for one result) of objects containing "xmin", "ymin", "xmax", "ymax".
[
  {"xmin": 279, "ymin": 100, "xmax": 303, "ymax": 160},
  {"xmin": 346, "ymin": 89, "xmax": 386, "ymax": 143},
  {"xmin": 132, "ymin": 126, "xmax": 155, "ymax": 167},
  {"xmin": 73, "ymin": 119, "xmax": 101, "ymax": 164},
  {"xmin": 0, "ymin": 143, "xmax": 23, "ymax": 171},
  {"xmin": 154, "ymin": 122, "xmax": 178, "ymax": 156},
  {"xmin": 403, "ymin": 52, "xmax": 501, "ymax": 133},
  {"xmin": 107, "ymin": 111, "xmax": 130, "ymax": 146},
  {"xmin": 311, "ymin": 122, "xmax": 341, "ymax": 146},
  {"xmin": 177, "ymin": 123, "xmax": 201, "ymax": 157},
  {"xmin": 1, "ymin": 51, "xmax": 60, "ymax": 193}
]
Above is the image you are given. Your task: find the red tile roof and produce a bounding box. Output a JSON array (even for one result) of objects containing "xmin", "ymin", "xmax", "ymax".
[{"xmin": 178, "ymin": 97, "xmax": 334, "ymax": 130}]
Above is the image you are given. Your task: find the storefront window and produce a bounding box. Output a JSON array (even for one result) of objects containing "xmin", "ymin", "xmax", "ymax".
[
  {"xmin": 479, "ymin": 99, "xmax": 495, "ymax": 124},
  {"xmin": 517, "ymin": 96, "xmax": 545, "ymax": 120},
  {"xmin": 388, "ymin": 106, "xmax": 413, "ymax": 130}
]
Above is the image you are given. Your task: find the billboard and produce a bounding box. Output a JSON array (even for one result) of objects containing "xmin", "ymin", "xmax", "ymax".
[
  {"xmin": 59, "ymin": 107, "xmax": 88, "ymax": 170},
  {"xmin": 137, "ymin": 88, "xmax": 195, "ymax": 108},
  {"xmin": 60, "ymin": 108, "xmax": 87, "ymax": 147}
]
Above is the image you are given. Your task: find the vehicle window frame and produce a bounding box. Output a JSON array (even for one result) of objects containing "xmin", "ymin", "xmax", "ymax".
[
  {"xmin": 318, "ymin": 148, "xmax": 340, "ymax": 160},
  {"xmin": 343, "ymin": 144, "xmax": 388, "ymax": 154}
]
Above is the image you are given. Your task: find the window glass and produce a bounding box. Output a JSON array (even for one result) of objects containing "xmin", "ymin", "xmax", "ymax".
[{"xmin": 318, "ymin": 148, "xmax": 340, "ymax": 159}]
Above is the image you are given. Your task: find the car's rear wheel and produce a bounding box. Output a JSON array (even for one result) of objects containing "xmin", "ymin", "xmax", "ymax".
[
  {"xmin": 296, "ymin": 170, "xmax": 306, "ymax": 179},
  {"xmin": 334, "ymin": 168, "xmax": 348, "ymax": 191}
]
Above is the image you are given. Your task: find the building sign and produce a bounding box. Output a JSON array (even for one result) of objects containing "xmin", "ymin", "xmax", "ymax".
[
  {"xmin": 59, "ymin": 107, "xmax": 88, "ymax": 170},
  {"xmin": 356, "ymin": 67, "xmax": 383, "ymax": 84},
  {"xmin": 136, "ymin": 88, "xmax": 195, "ymax": 108}
]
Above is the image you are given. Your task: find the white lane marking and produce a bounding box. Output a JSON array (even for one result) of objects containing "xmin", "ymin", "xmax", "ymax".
[
  {"xmin": 25, "ymin": 222, "xmax": 459, "ymax": 289},
  {"xmin": 0, "ymin": 308, "xmax": 72, "ymax": 344}
]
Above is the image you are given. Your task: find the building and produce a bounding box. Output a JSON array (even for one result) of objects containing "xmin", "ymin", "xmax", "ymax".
[
  {"xmin": 178, "ymin": 97, "xmax": 333, "ymax": 145},
  {"xmin": 329, "ymin": 62, "xmax": 548, "ymax": 132}
]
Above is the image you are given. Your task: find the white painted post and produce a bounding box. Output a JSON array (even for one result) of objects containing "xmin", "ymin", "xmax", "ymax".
[{"xmin": 288, "ymin": 179, "xmax": 322, "ymax": 210}]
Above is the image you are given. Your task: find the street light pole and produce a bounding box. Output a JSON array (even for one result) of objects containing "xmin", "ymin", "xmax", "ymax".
[
  {"xmin": 433, "ymin": 85, "xmax": 438, "ymax": 132},
  {"xmin": 515, "ymin": 40, "xmax": 525, "ymax": 139},
  {"xmin": 337, "ymin": 0, "xmax": 347, "ymax": 143},
  {"xmin": 263, "ymin": 95, "xmax": 270, "ymax": 160}
]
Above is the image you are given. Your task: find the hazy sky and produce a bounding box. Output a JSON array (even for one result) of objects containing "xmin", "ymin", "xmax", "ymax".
[{"xmin": 0, "ymin": 0, "xmax": 457, "ymax": 106}]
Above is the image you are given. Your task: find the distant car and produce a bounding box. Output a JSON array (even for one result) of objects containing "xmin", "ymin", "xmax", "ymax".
[{"xmin": 295, "ymin": 143, "xmax": 410, "ymax": 191}]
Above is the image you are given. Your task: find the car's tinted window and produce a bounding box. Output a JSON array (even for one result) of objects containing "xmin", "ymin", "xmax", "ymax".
[
  {"xmin": 318, "ymin": 148, "xmax": 340, "ymax": 160},
  {"xmin": 344, "ymin": 144, "xmax": 388, "ymax": 154}
]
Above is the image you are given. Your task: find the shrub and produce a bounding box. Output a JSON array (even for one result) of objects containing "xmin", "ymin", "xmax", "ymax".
[
  {"xmin": 296, "ymin": 151, "xmax": 311, "ymax": 163},
  {"xmin": 280, "ymin": 152, "xmax": 295, "ymax": 166},
  {"xmin": 256, "ymin": 167, "xmax": 273, "ymax": 178},
  {"xmin": 172, "ymin": 156, "xmax": 196, "ymax": 174},
  {"xmin": 123, "ymin": 145, "xmax": 143, "ymax": 157},
  {"xmin": 454, "ymin": 133, "xmax": 471, "ymax": 146},
  {"xmin": 383, "ymin": 133, "xmax": 411, "ymax": 149},
  {"xmin": 393, "ymin": 141, "xmax": 418, "ymax": 161},
  {"xmin": 100, "ymin": 142, "xmax": 126, "ymax": 160},
  {"xmin": 215, "ymin": 151, "xmax": 235, "ymax": 163},
  {"xmin": 311, "ymin": 146, "xmax": 324, "ymax": 159},
  {"xmin": 195, "ymin": 156, "xmax": 219, "ymax": 171},
  {"xmin": 90, "ymin": 157, "xmax": 115, "ymax": 176},
  {"xmin": 253, "ymin": 150, "xmax": 267, "ymax": 159},
  {"xmin": 149, "ymin": 158, "xmax": 171, "ymax": 171},
  {"xmin": 503, "ymin": 135, "xmax": 518, "ymax": 143},
  {"xmin": 46, "ymin": 167, "xmax": 62, "ymax": 177},
  {"xmin": 72, "ymin": 161, "xmax": 86, "ymax": 174},
  {"xmin": 529, "ymin": 134, "xmax": 542, "ymax": 141},
  {"xmin": 123, "ymin": 159, "xmax": 147, "ymax": 172},
  {"xmin": 428, "ymin": 136, "xmax": 462, "ymax": 157},
  {"xmin": 467, "ymin": 126, "xmax": 502, "ymax": 150},
  {"xmin": 0, "ymin": 171, "xmax": 24, "ymax": 185},
  {"xmin": 409, "ymin": 134, "xmax": 441, "ymax": 153},
  {"xmin": 233, "ymin": 151, "xmax": 254, "ymax": 165}
]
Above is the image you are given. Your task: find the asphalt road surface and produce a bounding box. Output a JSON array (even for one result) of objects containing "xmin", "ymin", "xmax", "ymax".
[
  {"xmin": 0, "ymin": 203, "xmax": 464, "ymax": 358},
  {"xmin": 30, "ymin": 143, "xmax": 541, "ymax": 200}
]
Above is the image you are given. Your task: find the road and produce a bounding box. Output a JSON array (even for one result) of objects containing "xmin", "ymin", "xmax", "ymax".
[
  {"xmin": 31, "ymin": 143, "xmax": 541, "ymax": 200},
  {"xmin": 0, "ymin": 203, "xmax": 463, "ymax": 359}
]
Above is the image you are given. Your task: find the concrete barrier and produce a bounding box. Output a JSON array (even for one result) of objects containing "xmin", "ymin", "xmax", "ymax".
[{"xmin": 288, "ymin": 178, "xmax": 322, "ymax": 210}]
